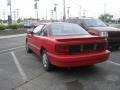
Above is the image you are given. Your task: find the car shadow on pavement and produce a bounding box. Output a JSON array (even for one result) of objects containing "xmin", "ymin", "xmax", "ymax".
[
  {"xmin": 109, "ymin": 48, "xmax": 120, "ymax": 52},
  {"xmin": 52, "ymin": 65, "xmax": 100, "ymax": 75}
]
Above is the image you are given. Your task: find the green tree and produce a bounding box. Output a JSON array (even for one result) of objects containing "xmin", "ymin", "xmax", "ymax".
[
  {"xmin": 17, "ymin": 18, "xmax": 22, "ymax": 23},
  {"xmin": 99, "ymin": 13, "xmax": 113, "ymax": 23}
]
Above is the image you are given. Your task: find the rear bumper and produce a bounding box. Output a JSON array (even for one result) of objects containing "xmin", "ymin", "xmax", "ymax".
[{"xmin": 48, "ymin": 50, "xmax": 110, "ymax": 67}]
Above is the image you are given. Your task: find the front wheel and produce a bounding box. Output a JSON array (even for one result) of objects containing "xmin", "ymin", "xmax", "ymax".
[{"xmin": 41, "ymin": 50, "xmax": 53, "ymax": 71}]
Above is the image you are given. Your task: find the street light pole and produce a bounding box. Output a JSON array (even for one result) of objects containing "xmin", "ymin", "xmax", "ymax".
[
  {"xmin": 10, "ymin": 1, "xmax": 12, "ymax": 21},
  {"xmin": 63, "ymin": 0, "xmax": 65, "ymax": 21},
  {"xmin": 46, "ymin": 12, "xmax": 47, "ymax": 20},
  {"xmin": 103, "ymin": 3, "xmax": 106, "ymax": 22},
  {"xmin": 3, "ymin": 9, "xmax": 6, "ymax": 20},
  {"xmin": 104, "ymin": 3, "xmax": 106, "ymax": 15},
  {"xmin": 16, "ymin": 9, "xmax": 19, "ymax": 21},
  {"xmin": 36, "ymin": 5, "xmax": 39, "ymax": 21},
  {"xmin": 54, "ymin": 4, "xmax": 58, "ymax": 21},
  {"xmin": 7, "ymin": 0, "xmax": 12, "ymax": 24},
  {"xmin": 51, "ymin": 10, "xmax": 54, "ymax": 22},
  {"xmin": 34, "ymin": 0, "xmax": 39, "ymax": 21},
  {"xmin": 12, "ymin": 10, "xmax": 16, "ymax": 23},
  {"xmin": 82, "ymin": 9, "xmax": 87, "ymax": 18},
  {"xmin": 79, "ymin": 6, "xmax": 82, "ymax": 18},
  {"xmin": 67, "ymin": 7, "xmax": 71, "ymax": 19}
]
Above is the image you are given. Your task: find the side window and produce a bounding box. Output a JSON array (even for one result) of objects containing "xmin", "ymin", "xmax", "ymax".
[
  {"xmin": 39, "ymin": 25, "xmax": 49, "ymax": 36},
  {"xmin": 43, "ymin": 29, "xmax": 47, "ymax": 36},
  {"xmin": 33, "ymin": 25, "xmax": 44, "ymax": 34}
]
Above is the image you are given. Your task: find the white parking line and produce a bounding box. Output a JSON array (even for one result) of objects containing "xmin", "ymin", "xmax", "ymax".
[
  {"xmin": 0, "ymin": 34, "xmax": 26, "ymax": 39},
  {"xmin": 0, "ymin": 52, "xmax": 10, "ymax": 56},
  {"xmin": 0, "ymin": 45, "xmax": 25, "ymax": 54},
  {"xmin": 108, "ymin": 61, "xmax": 120, "ymax": 66},
  {"xmin": 11, "ymin": 51, "xmax": 27, "ymax": 82}
]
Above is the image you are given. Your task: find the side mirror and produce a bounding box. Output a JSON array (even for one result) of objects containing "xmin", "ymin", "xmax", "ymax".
[{"xmin": 27, "ymin": 29, "xmax": 34, "ymax": 34}]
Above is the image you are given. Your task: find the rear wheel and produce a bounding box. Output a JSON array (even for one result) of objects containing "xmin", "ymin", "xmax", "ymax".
[
  {"xmin": 41, "ymin": 50, "xmax": 53, "ymax": 71},
  {"xmin": 112, "ymin": 46, "xmax": 119, "ymax": 50},
  {"xmin": 26, "ymin": 41, "xmax": 32, "ymax": 53},
  {"xmin": 84, "ymin": 64, "xmax": 95, "ymax": 68}
]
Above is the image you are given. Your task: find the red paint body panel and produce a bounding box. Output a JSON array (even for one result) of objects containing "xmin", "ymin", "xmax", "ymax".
[
  {"xmin": 26, "ymin": 23, "xmax": 110, "ymax": 68},
  {"xmin": 27, "ymin": 34, "xmax": 110, "ymax": 67}
]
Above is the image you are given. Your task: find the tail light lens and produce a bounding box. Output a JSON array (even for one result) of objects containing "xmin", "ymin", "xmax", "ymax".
[{"xmin": 55, "ymin": 44, "xmax": 69, "ymax": 53}]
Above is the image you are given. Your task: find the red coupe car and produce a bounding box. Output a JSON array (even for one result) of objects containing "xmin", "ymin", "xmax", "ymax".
[{"xmin": 26, "ymin": 22, "xmax": 110, "ymax": 71}]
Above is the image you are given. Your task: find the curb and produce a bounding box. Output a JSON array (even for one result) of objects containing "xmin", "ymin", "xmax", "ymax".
[{"xmin": 0, "ymin": 33, "xmax": 26, "ymax": 39}]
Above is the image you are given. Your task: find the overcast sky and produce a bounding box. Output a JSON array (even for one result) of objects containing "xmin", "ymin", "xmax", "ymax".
[{"xmin": 0, "ymin": 0, "xmax": 120, "ymax": 20}]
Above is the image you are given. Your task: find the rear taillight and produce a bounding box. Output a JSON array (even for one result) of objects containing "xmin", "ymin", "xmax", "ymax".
[{"xmin": 55, "ymin": 45, "xmax": 69, "ymax": 53}]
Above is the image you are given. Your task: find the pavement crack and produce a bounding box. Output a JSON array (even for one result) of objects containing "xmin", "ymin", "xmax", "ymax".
[{"xmin": 12, "ymin": 70, "xmax": 46, "ymax": 90}]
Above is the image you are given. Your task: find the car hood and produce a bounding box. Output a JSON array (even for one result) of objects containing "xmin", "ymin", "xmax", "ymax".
[{"xmin": 88, "ymin": 26, "xmax": 120, "ymax": 32}]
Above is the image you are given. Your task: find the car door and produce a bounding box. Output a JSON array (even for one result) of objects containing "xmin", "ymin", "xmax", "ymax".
[
  {"xmin": 33, "ymin": 25, "xmax": 49, "ymax": 56},
  {"xmin": 29, "ymin": 24, "xmax": 45, "ymax": 55}
]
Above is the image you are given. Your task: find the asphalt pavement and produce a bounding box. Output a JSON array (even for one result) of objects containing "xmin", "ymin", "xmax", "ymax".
[{"xmin": 0, "ymin": 36, "xmax": 120, "ymax": 90}]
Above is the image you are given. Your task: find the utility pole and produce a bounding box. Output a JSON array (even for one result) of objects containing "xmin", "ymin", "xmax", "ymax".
[
  {"xmin": 67, "ymin": 7, "xmax": 71, "ymax": 19},
  {"xmin": 54, "ymin": 4, "xmax": 58, "ymax": 21},
  {"xmin": 63, "ymin": 0, "xmax": 66, "ymax": 21}
]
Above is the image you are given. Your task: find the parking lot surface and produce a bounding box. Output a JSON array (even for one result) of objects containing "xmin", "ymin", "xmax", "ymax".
[{"xmin": 0, "ymin": 36, "xmax": 120, "ymax": 90}]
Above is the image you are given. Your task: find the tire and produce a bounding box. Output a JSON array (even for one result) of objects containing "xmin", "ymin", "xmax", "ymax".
[
  {"xmin": 85, "ymin": 64, "xmax": 95, "ymax": 68},
  {"xmin": 41, "ymin": 50, "xmax": 52, "ymax": 71},
  {"xmin": 112, "ymin": 46, "xmax": 119, "ymax": 50},
  {"xmin": 26, "ymin": 42, "xmax": 32, "ymax": 53}
]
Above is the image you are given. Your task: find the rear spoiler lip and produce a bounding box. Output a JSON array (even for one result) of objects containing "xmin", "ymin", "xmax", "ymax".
[{"xmin": 56, "ymin": 37, "xmax": 106, "ymax": 42}]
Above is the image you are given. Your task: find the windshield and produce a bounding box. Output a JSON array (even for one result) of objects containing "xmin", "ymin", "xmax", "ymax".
[
  {"xmin": 51, "ymin": 23, "xmax": 89, "ymax": 36},
  {"xmin": 84, "ymin": 19, "xmax": 107, "ymax": 27}
]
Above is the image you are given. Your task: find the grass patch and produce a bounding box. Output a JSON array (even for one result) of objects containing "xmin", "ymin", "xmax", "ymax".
[
  {"xmin": 0, "ymin": 28, "xmax": 27, "ymax": 36},
  {"xmin": 0, "ymin": 24, "xmax": 6, "ymax": 30},
  {"xmin": 7, "ymin": 24, "xmax": 20, "ymax": 29}
]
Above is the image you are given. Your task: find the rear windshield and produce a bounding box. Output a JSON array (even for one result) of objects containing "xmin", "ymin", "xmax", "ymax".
[{"xmin": 51, "ymin": 23, "xmax": 89, "ymax": 36}]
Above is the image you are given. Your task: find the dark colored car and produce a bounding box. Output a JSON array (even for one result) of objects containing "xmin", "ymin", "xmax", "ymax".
[
  {"xmin": 66, "ymin": 18, "xmax": 120, "ymax": 49},
  {"xmin": 26, "ymin": 22, "xmax": 110, "ymax": 71}
]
